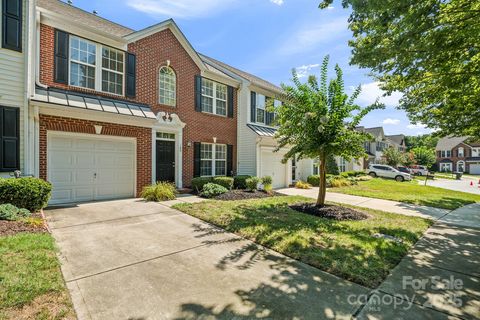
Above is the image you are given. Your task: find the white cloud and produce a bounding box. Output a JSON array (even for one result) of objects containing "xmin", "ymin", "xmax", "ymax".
[
  {"xmin": 326, "ymin": 6, "xmax": 334, "ymax": 9},
  {"xmin": 295, "ymin": 63, "xmax": 320, "ymax": 78},
  {"xmin": 270, "ymin": 0, "xmax": 284, "ymax": 5},
  {"xmin": 383, "ymin": 118, "xmax": 400, "ymax": 125},
  {"xmin": 127, "ymin": 0, "xmax": 238, "ymax": 18},
  {"xmin": 407, "ymin": 123, "xmax": 426, "ymax": 129},
  {"xmin": 279, "ymin": 17, "xmax": 348, "ymax": 56},
  {"xmin": 355, "ymin": 82, "xmax": 403, "ymax": 108}
]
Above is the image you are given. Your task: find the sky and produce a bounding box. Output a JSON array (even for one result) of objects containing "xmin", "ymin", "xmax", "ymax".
[{"xmin": 69, "ymin": 0, "xmax": 432, "ymax": 136}]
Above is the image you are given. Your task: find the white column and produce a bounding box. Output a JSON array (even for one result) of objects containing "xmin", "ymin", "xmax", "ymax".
[{"xmin": 151, "ymin": 129, "xmax": 156, "ymax": 184}]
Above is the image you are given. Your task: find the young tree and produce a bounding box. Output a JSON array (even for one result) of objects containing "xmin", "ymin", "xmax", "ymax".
[
  {"xmin": 383, "ymin": 147, "xmax": 405, "ymax": 167},
  {"xmin": 411, "ymin": 146, "xmax": 436, "ymax": 168},
  {"xmin": 274, "ymin": 56, "xmax": 382, "ymax": 206},
  {"xmin": 320, "ymin": 0, "xmax": 480, "ymax": 138}
]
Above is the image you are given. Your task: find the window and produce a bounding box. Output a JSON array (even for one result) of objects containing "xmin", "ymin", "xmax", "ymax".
[
  {"xmin": 472, "ymin": 148, "xmax": 480, "ymax": 157},
  {"xmin": 200, "ymin": 143, "xmax": 226, "ymax": 176},
  {"xmin": 256, "ymin": 94, "xmax": 265, "ymax": 124},
  {"xmin": 159, "ymin": 67, "xmax": 176, "ymax": 106},
  {"xmin": 201, "ymin": 79, "xmax": 227, "ymax": 116},
  {"xmin": 70, "ymin": 36, "xmax": 96, "ymax": 89},
  {"xmin": 441, "ymin": 150, "xmax": 452, "ymax": 158},
  {"xmin": 69, "ymin": 36, "xmax": 125, "ymax": 95},
  {"xmin": 102, "ymin": 47, "xmax": 124, "ymax": 95},
  {"xmin": 364, "ymin": 142, "xmax": 371, "ymax": 153},
  {"xmin": 457, "ymin": 161, "xmax": 465, "ymax": 172},
  {"xmin": 458, "ymin": 147, "xmax": 464, "ymax": 157},
  {"xmin": 313, "ymin": 158, "xmax": 319, "ymax": 175},
  {"xmin": 156, "ymin": 132, "xmax": 175, "ymax": 140},
  {"xmin": 292, "ymin": 157, "xmax": 297, "ymax": 181},
  {"xmin": 440, "ymin": 163, "xmax": 452, "ymax": 172},
  {"xmin": 0, "ymin": 106, "xmax": 19, "ymax": 172},
  {"xmin": 338, "ymin": 157, "xmax": 347, "ymax": 173}
]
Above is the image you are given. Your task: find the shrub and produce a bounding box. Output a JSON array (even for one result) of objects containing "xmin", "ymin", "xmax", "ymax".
[
  {"xmin": 191, "ymin": 177, "xmax": 213, "ymax": 192},
  {"xmin": 0, "ymin": 178, "xmax": 52, "ymax": 212},
  {"xmin": 330, "ymin": 177, "xmax": 352, "ymax": 188},
  {"xmin": 245, "ymin": 177, "xmax": 260, "ymax": 192},
  {"xmin": 141, "ymin": 182, "xmax": 177, "ymax": 202},
  {"xmin": 307, "ymin": 175, "xmax": 320, "ymax": 186},
  {"xmin": 233, "ymin": 175, "xmax": 252, "ymax": 189},
  {"xmin": 295, "ymin": 181, "xmax": 311, "ymax": 189},
  {"xmin": 340, "ymin": 170, "xmax": 367, "ymax": 178},
  {"xmin": 0, "ymin": 204, "xmax": 31, "ymax": 221},
  {"xmin": 261, "ymin": 176, "xmax": 273, "ymax": 193},
  {"xmin": 200, "ymin": 183, "xmax": 228, "ymax": 198},
  {"xmin": 212, "ymin": 177, "xmax": 234, "ymax": 190}
]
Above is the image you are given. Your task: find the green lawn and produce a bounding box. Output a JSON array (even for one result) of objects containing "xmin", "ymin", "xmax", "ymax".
[
  {"xmin": 173, "ymin": 196, "xmax": 431, "ymax": 288},
  {"xmin": 0, "ymin": 233, "xmax": 75, "ymax": 319},
  {"xmin": 330, "ymin": 178, "xmax": 480, "ymax": 210}
]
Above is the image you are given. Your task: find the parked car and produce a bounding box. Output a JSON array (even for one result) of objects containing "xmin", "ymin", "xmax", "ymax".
[
  {"xmin": 368, "ymin": 164, "xmax": 412, "ymax": 182},
  {"xmin": 410, "ymin": 165, "xmax": 429, "ymax": 176},
  {"xmin": 397, "ymin": 166, "xmax": 412, "ymax": 174}
]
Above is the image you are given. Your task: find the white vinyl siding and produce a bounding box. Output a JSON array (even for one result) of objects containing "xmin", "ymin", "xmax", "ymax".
[{"xmin": 0, "ymin": 0, "xmax": 25, "ymax": 176}]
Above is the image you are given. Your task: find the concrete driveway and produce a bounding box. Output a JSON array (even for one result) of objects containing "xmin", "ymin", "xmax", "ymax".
[{"xmin": 46, "ymin": 199, "xmax": 368, "ymax": 320}]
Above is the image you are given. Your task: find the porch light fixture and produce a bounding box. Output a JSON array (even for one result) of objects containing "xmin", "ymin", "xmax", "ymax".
[
  {"xmin": 167, "ymin": 60, "xmax": 171, "ymax": 67},
  {"xmin": 213, "ymin": 137, "xmax": 217, "ymax": 143},
  {"xmin": 187, "ymin": 141, "xmax": 192, "ymax": 147}
]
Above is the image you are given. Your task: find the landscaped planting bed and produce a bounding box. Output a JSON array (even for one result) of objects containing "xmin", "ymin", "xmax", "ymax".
[
  {"xmin": 173, "ymin": 195, "xmax": 432, "ymax": 288},
  {"xmin": 214, "ymin": 189, "xmax": 284, "ymax": 201}
]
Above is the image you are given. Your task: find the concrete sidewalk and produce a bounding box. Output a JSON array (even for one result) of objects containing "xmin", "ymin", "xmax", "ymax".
[
  {"xmin": 356, "ymin": 202, "xmax": 480, "ymax": 319},
  {"xmin": 277, "ymin": 187, "xmax": 450, "ymax": 220}
]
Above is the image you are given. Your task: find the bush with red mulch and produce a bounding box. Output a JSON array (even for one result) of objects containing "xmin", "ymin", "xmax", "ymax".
[{"xmin": 0, "ymin": 214, "xmax": 47, "ymax": 237}]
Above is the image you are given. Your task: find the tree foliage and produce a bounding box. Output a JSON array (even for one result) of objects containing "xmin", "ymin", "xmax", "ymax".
[
  {"xmin": 320, "ymin": 0, "xmax": 480, "ymax": 138},
  {"xmin": 274, "ymin": 56, "xmax": 382, "ymax": 205},
  {"xmin": 382, "ymin": 147, "xmax": 405, "ymax": 167},
  {"xmin": 411, "ymin": 146, "xmax": 437, "ymax": 168},
  {"xmin": 405, "ymin": 134, "xmax": 439, "ymax": 151},
  {"xmin": 326, "ymin": 155, "xmax": 339, "ymax": 175}
]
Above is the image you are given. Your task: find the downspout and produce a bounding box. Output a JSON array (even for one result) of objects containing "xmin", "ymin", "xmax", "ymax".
[{"xmin": 35, "ymin": 9, "xmax": 48, "ymax": 89}]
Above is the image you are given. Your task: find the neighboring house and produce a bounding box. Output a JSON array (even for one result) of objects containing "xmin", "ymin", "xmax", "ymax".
[
  {"xmin": 435, "ymin": 136, "xmax": 480, "ymax": 174},
  {"xmin": 385, "ymin": 134, "xmax": 407, "ymax": 152},
  {"xmin": 358, "ymin": 127, "xmax": 407, "ymax": 167},
  {"xmin": 28, "ymin": 0, "xmax": 238, "ymax": 204},
  {"xmin": 0, "ymin": 0, "xmax": 35, "ymax": 177}
]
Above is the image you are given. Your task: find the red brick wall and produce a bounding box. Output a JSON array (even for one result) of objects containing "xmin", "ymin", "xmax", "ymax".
[
  {"xmin": 40, "ymin": 23, "xmax": 237, "ymax": 187},
  {"xmin": 39, "ymin": 114, "xmax": 152, "ymax": 196}
]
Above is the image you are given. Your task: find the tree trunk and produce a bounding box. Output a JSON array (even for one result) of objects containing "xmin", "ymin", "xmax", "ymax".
[{"xmin": 316, "ymin": 154, "xmax": 327, "ymax": 206}]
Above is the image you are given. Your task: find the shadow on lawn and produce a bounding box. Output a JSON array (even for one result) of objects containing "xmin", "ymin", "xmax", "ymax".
[
  {"xmin": 173, "ymin": 199, "xmax": 430, "ymax": 319},
  {"xmin": 174, "ymin": 231, "xmax": 367, "ymax": 320}
]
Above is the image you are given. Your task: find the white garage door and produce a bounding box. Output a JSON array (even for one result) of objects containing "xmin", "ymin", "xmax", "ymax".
[
  {"xmin": 48, "ymin": 133, "xmax": 135, "ymax": 204},
  {"xmin": 260, "ymin": 150, "xmax": 287, "ymax": 189},
  {"xmin": 470, "ymin": 164, "xmax": 480, "ymax": 175}
]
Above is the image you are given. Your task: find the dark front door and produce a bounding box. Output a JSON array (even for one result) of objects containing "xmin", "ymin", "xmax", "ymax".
[{"xmin": 156, "ymin": 140, "xmax": 175, "ymax": 183}]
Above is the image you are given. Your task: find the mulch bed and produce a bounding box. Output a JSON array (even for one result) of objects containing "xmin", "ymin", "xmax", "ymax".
[
  {"xmin": 214, "ymin": 190, "xmax": 285, "ymax": 201},
  {"xmin": 0, "ymin": 214, "xmax": 48, "ymax": 237},
  {"xmin": 289, "ymin": 203, "xmax": 371, "ymax": 221}
]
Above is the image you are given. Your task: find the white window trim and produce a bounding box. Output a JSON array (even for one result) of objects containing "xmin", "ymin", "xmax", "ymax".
[
  {"xmin": 440, "ymin": 162, "xmax": 452, "ymax": 172},
  {"xmin": 457, "ymin": 160, "xmax": 465, "ymax": 172},
  {"xmin": 441, "ymin": 150, "xmax": 452, "ymax": 158},
  {"xmin": 101, "ymin": 46, "xmax": 125, "ymax": 96},
  {"xmin": 68, "ymin": 35, "xmax": 125, "ymax": 96},
  {"xmin": 472, "ymin": 148, "xmax": 480, "ymax": 157},
  {"xmin": 200, "ymin": 143, "xmax": 227, "ymax": 177},
  {"xmin": 159, "ymin": 66, "xmax": 176, "ymax": 107},
  {"xmin": 458, "ymin": 147, "xmax": 464, "ymax": 157},
  {"xmin": 338, "ymin": 157, "xmax": 347, "ymax": 173},
  {"xmin": 201, "ymin": 79, "xmax": 227, "ymax": 117}
]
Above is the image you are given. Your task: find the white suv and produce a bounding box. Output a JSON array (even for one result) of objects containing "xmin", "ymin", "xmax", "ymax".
[{"xmin": 368, "ymin": 164, "xmax": 412, "ymax": 182}]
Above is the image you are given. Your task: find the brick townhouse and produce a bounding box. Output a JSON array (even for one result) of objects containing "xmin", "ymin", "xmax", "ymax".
[
  {"xmin": 28, "ymin": 0, "xmax": 239, "ymax": 204},
  {"xmin": 435, "ymin": 136, "xmax": 480, "ymax": 174}
]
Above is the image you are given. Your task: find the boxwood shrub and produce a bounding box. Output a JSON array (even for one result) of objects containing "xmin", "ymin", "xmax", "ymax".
[
  {"xmin": 307, "ymin": 175, "xmax": 320, "ymax": 186},
  {"xmin": 212, "ymin": 177, "xmax": 234, "ymax": 190},
  {"xmin": 233, "ymin": 175, "xmax": 252, "ymax": 189},
  {"xmin": 191, "ymin": 177, "xmax": 213, "ymax": 192},
  {"xmin": 245, "ymin": 177, "xmax": 260, "ymax": 192},
  {"xmin": 0, "ymin": 178, "xmax": 52, "ymax": 212},
  {"xmin": 200, "ymin": 183, "xmax": 228, "ymax": 198}
]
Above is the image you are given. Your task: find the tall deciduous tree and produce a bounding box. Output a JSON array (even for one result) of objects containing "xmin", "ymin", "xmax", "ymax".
[
  {"xmin": 382, "ymin": 147, "xmax": 405, "ymax": 167},
  {"xmin": 274, "ymin": 56, "xmax": 382, "ymax": 206},
  {"xmin": 320, "ymin": 0, "xmax": 480, "ymax": 138},
  {"xmin": 411, "ymin": 146, "xmax": 437, "ymax": 168}
]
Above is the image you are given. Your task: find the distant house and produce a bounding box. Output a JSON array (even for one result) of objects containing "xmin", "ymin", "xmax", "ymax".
[
  {"xmin": 356, "ymin": 127, "xmax": 407, "ymax": 168},
  {"xmin": 435, "ymin": 137, "xmax": 480, "ymax": 174}
]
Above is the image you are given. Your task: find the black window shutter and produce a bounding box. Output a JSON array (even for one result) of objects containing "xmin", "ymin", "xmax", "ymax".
[
  {"xmin": 227, "ymin": 145, "xmax": 233, "ymax": 177},
  {"xmin": 0, "ymin": 106, "xmax": 20, "ymax": 172},
  {"xmin": 2, "ymin": 0, "xmax": 22, "ymax": 52},
  {"xmin": 54, "ymin": 29, "xmax": 69, "ymax": 84},
  {"xmin": 193, "ymin": 142, "xmax": 201, "ymax": 178},
  {"xmin": 126, "ymin": 53, "xmax": 136, "ymax": 98},
  {"xmin": 227, "ymin": 85, "xmax": 234, "ymax": 118},
  {"xmin": 250, "ymin": 92, "xmax": 256, "ymax": 123},
  {"xmin": 194, "ymin": 75, "xmax": 202, "ymax": 112}
]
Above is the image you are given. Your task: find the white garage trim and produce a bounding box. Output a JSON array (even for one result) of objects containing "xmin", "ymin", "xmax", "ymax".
[
  {"xmin": 47, "ymin": 131, "xmax": 137, "ymax": 204},
  {"xmin": 469, "ymin": 163, "xmax": 480, "ymax": 175}
]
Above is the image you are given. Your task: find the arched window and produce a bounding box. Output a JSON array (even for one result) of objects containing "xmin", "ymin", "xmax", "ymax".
[{"xmin": 159, "ymin": 66, "xmax": 176, "ymax": 106}]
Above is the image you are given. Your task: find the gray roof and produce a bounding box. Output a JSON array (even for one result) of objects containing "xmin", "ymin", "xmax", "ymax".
[
  {"xmin": 435, "ymin": 136, "xmax": 469, "ymax": 150},
  {"xmin": 247, "ymin": 124, "xmax": 277, "ymax": 137},
  {"xmin": 364, "ymin": 127, "xmax": 385, "ymax": 139},
  {"xmin": 38, "ymin": 0, "xmax": 134, "ymax": 37},
  {"xmin": 385, "ymin": 134, "xmax": 405, "ymax": 146},
  {"xmin": 199, "ymin": 54, "xmax": 283, "ymax": 94},
  {"xmin": 32, "ymin": 87, "xmax": 156, "ymax": 119}
]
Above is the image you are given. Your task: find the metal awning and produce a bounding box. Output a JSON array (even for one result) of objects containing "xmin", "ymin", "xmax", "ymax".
[
  {"xmin": 32, "ymin": 87, "xmax": 156, "ymax": 119},
  {"xmin": 247, "ymin": 123, "xmax": 277, "ymax": 137}
]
